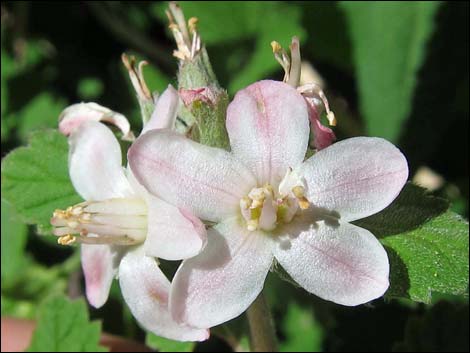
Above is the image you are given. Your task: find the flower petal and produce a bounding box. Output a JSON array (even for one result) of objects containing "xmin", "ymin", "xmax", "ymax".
[
  {"xmin": 119, "ymin": 246, "xmax": 209, "ymax": 342},
  {"xmin": 81, "ymin": 244, "xmax": 117, "ymax": 308},
  {"xmin": 226, "ymin": 80, "xmax": 309, "ymax": 185},
  {"xmin": 273, "ymin": 220, "xmax": 389, "ymax": 306},
  {"xmin": 299, "ymin": 137, "xmax": 408, "ymax": 222},
  {"xmin": 69, "ymin": 121, "xmax": 134, "ymax": 201},
  {"xmin": 59, "ymin": 102, "xmax": 134, "ymax": 141},
  {"xmin": 170, "ymin": 217, "xmax": 274, "ymax": 328},
  {"xmin": 307, "ymin": 99, "xmax": 336, "ymax": 150},
  {"xmin": 128, "ymin": 130, "xmax": 256, "ymax": 222},
  {"xmin": 143, "ymin": 85, "xmax": 179, "ymax": 134},
  {"xmin": 145, "ymin": 195, "xmax": 207, "ymax": 260}
]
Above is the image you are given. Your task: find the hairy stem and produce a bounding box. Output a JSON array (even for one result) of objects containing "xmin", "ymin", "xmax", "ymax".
[{"xmin": 246, "ymin": 292, "xmax": 278, "ymax": 352}]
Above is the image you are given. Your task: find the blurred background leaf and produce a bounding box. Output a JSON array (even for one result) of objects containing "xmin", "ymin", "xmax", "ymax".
[
  {"xmin": 1, "ymin": 130, "xmax": 82, "ymax": 234},
  {"xmin": 146, "ymin": 333, "xmax": 195, "ymax": 352},
  {"xmin": 279, "ymin": 302, "xmax": 323, "ymax": 352},
  {"xmin": 26, "ymin": 296, "xmax": 107, "ymax": 352},
  {"xmin": 340, "ymin": 1, "xmax": 441, "ymax": 142},
  {"xmin": 1, "ymin": 199, "xmax": 28, "ymax": 288}
]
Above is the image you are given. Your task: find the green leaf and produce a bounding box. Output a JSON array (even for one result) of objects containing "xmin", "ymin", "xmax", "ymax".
[
  {"xmin": 1, "ymin": 199, "xmax": 29, "ymax": 288},
  {"xmin": 382, "ymin": 211, "xmax": 469, "ymax": 303},
  {"xmin": 2, "ymin": 252, "xmax": 81, "ymax": 319},
  {"xmin": 27, "ymin": 296, "xmax": 107, "ymax": 352},
  {"xmin": 340, "ymin": 2, "xmax": 441, "ymax": 141},
  {"xmin": 16, "ymin": 92, "xmax": 67, "ymax": 141},
  {"xmin": 355, "ymin": 184, "xmax": 468, "ymax": 303},
  {"xmin": 1, "ymin": 130, "xmax": 82, "ymax": 234},
  {"xmin": 146, "ymin": 333, "xmax": 195, "ymax": 352},
  {"xmin": 280, "ymin": 303, "xmax": 323, "ymax": 352},
  {"xmin": 1, "ymin": 295, "xmax": 36, "ymax": 319},
  {"xmin": 300, "ymin": 3, "xmax": 353, "ymax": 72},
  {"xmin": 77, "ymin": 77, "xmax": 104, "ymax": 100}
]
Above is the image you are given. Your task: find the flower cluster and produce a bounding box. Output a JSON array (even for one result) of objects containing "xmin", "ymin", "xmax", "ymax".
[{"xmin": 51, "ymin": 14, "xmax": 408, "ymax": 341}]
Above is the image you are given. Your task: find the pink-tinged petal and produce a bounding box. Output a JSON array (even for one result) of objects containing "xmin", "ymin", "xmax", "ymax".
[
  {"xmin": 170, "ymin": 217, "xmax": 274, "ymax": 328},
  {"xmin": 307, "ymin": 99, "xmax": 336, "ymax": 150},
  {"xmin": 143, "ymin": 85, "xmax": 179, "ymax": 134},
  {"xmin": 273, "ymin": 220, "xmax": 389, "ymax": 306},
  {"xmin": 144, "ymin": 195, "xmax": 207, "ymax": 260},
  {"xmin": 119, "ymin": 246, "xmax": 209, "ymax": 342},
  {"xmin": 226, "ymin": 80, "xmax": 309, "ymax": 185},
  {"xmin": 69, "ymin": 121, "xmax": 134, "ymax": 201},
  {"xmin": 179, "ymin": 87, "xmax": 218, "ymax": 106},
  {"xmin": 81, "ymin": 244, "xmax": 118, "ymax": 308},
  {"xmin": 59, "ymin": 102, "xmax": 134, "ymax": 141},
  {"xmin": 128, "ymin": 130, "xmax": 256, "ymax": 222},
  {"xmin": 299, "ymin": 137, "xmax": 408, "ymax": 222}
]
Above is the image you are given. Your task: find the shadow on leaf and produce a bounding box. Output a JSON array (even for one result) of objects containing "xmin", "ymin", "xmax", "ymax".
[{"xmin": 353, "ymin": 183, "xmax": 449, "ymax": 238}]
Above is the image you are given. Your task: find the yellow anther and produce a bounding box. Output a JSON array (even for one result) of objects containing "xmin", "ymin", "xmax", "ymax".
[
  {"xmin": 271, "ymin": 41, "xmax": 282, "ymax": 54},
  {"xmin": 292, "ymin": 186, "xmax": 310, "ymax": 210},
  {"xmin": 298, "ymin": 198, "xmax": 310, "ymax": 210},
  {"xmin": 188, "ymin": 17, "xmax": 198, "ymax": 33},
  {"xmin": 292, "ymin": 186, "xmax": 305, "ymax": 198},
  {"xmin": 58, "ymin": 234, "xmax": 76, "ymax": 246},
  {"xmin": 327, "ymin": 111, "xmax": 337, "ymax": 126},
  {"xmin": 53, "ymin": 209, "xmax": 65, "ymax": 218},
  {"xmin": 241, "ymin": 196, "xmax": 252, "ymax": 209}
]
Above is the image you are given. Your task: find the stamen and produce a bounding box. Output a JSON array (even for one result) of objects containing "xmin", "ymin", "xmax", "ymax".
[
  {"xmin": 51, "ymin": 199, "xmax": 147, "ymax": 246},
  {"xmin": 58, "ymin": 234, "xmax": 76, "ymax": 246},
  {"xmin": 188, "ymin": 17, "xmax": 198, "ymax": 34},
  {"xmin": 287, "ymin": 36, "xmax": 301, "ymax": 87},
  {"xmin": 292, "ymin": 186, "xmax": 310, "ymax": 210},
  {"xmin": 298, "ymin": 83, "xmax": 336, "ymax": 127},
  {"xmin": 121, "ymin": 53, "xmax": 152, "ymax": 101},
  {"xmin": 271, "ymin": 41, "xmax": 291, "ymax": 83},
  {"xmin": 167, "ymin": 3, "xmax": 201, "ymax": 61}
]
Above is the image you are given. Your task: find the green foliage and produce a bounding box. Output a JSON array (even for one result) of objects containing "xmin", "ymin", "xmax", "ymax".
[
  {"xmin": 16, "ymin": 92, "xmax": 67, "ymax": 141},
  {"xmin": 382, "ymin": 211, "xmax": 468, "ymax": 303},
  {"xmin": 1, "ymin": 130, "xmax": 82, "ymax": 234},
  {"xmin": 27, "ymin": 296, "xmax": 107, "ymax": 352},
  {"xmin": 355, "ymin": 184, "xmax": 469, "ymax": 303},
  {"xmin": 1, "ymin": 200, "xmax": 28, "ymax": 288},
  {"xmin": 1, "ymin": 2, "xmax": 468, "ymax": 352},
  {"xmin": 77, "ymin": 77, "xmax": 104, "ymax": 100},
  {"xmin": 340, "ymin": 1, "xmax": 442, "ymax": 142},
  {"xmin": 146, "ymin": 333, "xmax": 195, "ymax": 352},
  {"xmin": 280, "ymin": 303, "xmax": 323, "ymax": 352}
]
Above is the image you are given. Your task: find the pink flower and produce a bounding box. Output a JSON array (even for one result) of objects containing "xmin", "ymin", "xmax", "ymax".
[
  {"xmin": 51, "ymin": 86, "xmax": 208, "ymax": 341},
  {"xmin": 129, "ymin": 80, "xmax": 409, "ymax": 329}
]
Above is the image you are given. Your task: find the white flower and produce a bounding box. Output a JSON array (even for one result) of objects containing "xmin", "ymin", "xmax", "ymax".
[
  {"xmin": 51, "ymin": 86, "xmax": 208, "ymax": 341},
  {"xmin": 128, "ymin": 80, "xmax": 409, "ymax": 329}
]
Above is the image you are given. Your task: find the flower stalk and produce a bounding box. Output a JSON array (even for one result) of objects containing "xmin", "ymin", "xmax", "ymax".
[{"xmin": 246, "ymin": 292, "xmax": 278, "ymax": 352}]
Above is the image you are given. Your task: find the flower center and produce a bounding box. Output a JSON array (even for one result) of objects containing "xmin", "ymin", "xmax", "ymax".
[
  {"xmin": 239, "ymin": 169, "xmax": 310, "ymax": 232},
  {"xmin": 51, "ymin": 198, "xmax": 147, "ymax": 246}
]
